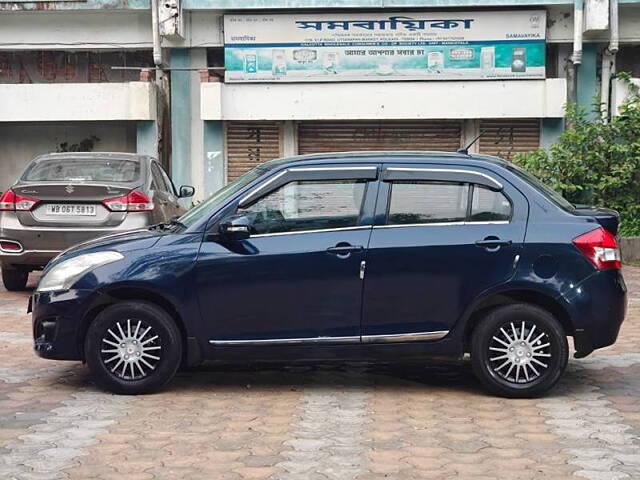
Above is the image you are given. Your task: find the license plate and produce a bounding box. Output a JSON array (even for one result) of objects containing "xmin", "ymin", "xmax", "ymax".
[{"xmin": 45, "ymin": 204, "xmax": 97, "ymax": 216}]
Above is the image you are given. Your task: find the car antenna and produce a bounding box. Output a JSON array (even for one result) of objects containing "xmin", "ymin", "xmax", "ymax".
[{"xmin": 457, "ymin": 130, "xmax": 488, "ymax": 155}]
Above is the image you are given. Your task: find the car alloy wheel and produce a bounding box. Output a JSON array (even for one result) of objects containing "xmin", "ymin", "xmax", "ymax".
[
  {"xmin": 488, "ymin": 320, "xmax": 551, "ymax": 384},
  {"xmin": 100, "ymin": 318, "xmax": 162, "ymax": 380},
  {"xmin": 471, "ymin": 303, "xmax": 568, "ymax": 398},
  {"xmin": 85, "ymin": 300, "xmax": 182, "ymax": 394}
]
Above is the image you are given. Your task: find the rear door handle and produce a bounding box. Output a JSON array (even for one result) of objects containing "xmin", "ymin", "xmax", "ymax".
[
  {"xmin": 475, "ymin": 238, "xmax": 512, "ymax": 248},
  {"xmin": 326, "ymin": 244, "xmax": 364, "ymax": 255}
]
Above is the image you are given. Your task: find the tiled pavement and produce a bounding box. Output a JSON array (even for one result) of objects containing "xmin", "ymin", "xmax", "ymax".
[{"xmin": 1, "ymin": 268, "xmax": 639, "ymax": 480}]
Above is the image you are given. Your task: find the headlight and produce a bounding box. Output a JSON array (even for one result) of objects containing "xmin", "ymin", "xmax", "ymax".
[{"xmin": 37, "ymin": 251, "xmax": 124, "ymax": 292}]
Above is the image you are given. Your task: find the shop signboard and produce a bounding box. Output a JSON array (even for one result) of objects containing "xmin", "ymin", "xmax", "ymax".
[{"xmin": 224, "ymin": 11, "xmax": 546, "ymax": 83}]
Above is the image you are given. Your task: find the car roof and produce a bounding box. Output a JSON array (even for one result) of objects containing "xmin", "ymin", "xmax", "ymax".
[
  {"xmin": 32, "ymin": 152, "xmax": 152, "ymax": 163},
  {"xmin": 260, "ymin": 151, "xmax": 510, "ymax": 170}
]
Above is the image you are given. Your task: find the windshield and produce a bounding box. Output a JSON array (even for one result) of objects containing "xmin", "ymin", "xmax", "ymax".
[
  {"xmin": 23, "ymin": 158, "xmax": 140, "ymax": 183},
  {"xmin": 179, "ymin": 167, "xmax": 267, "ymax": 228},
  {"xmin": 506, "ymin": 164, "xmax": 575, "ymax": 211}
]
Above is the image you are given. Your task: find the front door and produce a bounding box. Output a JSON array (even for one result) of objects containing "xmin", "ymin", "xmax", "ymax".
[
  {"xmin": 361, "ymin": 164, "xmax": 528, "ymax": 341},
  {"xmin": 195, "ymin": 165, "xmax": 379, "ymax": 344}
]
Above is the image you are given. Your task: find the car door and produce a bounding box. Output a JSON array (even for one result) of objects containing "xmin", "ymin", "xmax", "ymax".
[
  {"xmin": 195, "ymin": 164, "xmax": 379, "ymax": 344},
  {"xmin": 361, "ymin": 163, "xmax": 528, "ymax": 342}
]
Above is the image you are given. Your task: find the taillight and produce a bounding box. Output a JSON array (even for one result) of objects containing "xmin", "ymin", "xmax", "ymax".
[
  {"xmin": 573, "ymin": 227, "xmax": 621, "ymax": 270},
  {"xmin": 103, "ymin": 190, "xmax": 154, "ymax": 212},
  {"xmin": 0, "ymin": 190, "xmax": 38, "ymax": 211}
]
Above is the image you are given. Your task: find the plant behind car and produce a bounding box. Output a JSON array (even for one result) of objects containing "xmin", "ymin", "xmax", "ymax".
[{"xmin": 514, "ymin": 74, "xmax": 640, "ymax": 237}]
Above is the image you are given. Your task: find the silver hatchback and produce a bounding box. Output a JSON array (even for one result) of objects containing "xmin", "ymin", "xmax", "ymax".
[{"xmin": 0, "ymin": 152, "xmax": 194, "ymax": 290}]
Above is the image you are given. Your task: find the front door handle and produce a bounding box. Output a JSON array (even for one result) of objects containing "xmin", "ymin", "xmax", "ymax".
[
  {"xmin": 326, "ymin": 243, "xmax": 364, "ymax": 255},
  {"xmin": 475, "ymin": 237, "xmax": 512, "ymax": 249}
]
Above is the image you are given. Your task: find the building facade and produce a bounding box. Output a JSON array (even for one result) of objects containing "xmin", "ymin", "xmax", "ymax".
[{"xmin": 1, "ymin": 0, "xmax": 639, "ymax": 200}]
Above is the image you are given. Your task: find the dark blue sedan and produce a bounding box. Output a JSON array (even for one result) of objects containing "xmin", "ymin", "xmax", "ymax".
[{"xmin": 30, "ymin": 152, "xmax": 627, "ymax": 397}]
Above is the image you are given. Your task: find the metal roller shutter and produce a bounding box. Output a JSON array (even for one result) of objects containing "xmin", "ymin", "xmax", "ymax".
[
  {"xmin": 478, "ymin": 119, "xmax": 541, "ymax": 160},
  {"xmin": 298, "ymin": 121, "xmax": 462, "ymax": 155},
  {"xmin": 226, "ymin": 121, "xmax": 282, "ymax": 181}
]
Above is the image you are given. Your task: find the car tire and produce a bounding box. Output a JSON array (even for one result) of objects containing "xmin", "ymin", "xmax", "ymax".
[
  {"xmin": 471, "ymin": 303, "xmax": 568, "ymax": 398},
  {"xmin": 84, "ymin": 300, "xmax": 182, "ymax": 395},
  {"xmin": 2, "ymin": 267, "xmax": 28, "ymax": 291}
]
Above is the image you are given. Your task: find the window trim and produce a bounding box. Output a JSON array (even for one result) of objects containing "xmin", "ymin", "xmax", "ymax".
[{"xmin": 238, "ymin": 166, "xmax": 378, "ymax": 207}]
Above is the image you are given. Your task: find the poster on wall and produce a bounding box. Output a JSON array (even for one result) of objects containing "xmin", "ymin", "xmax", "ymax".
[{"xmin": 224, "ymin": 11, "xmax": 546, "ymax": 83}]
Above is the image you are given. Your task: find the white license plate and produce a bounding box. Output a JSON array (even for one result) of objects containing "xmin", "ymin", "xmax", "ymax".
[{"xmin": 46, "ymin": 204, "xmax": 97, "ymax": 216}]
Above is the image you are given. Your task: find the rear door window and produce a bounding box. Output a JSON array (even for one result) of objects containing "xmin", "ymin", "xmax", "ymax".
[
  {"xmin": 387, "ymin": 181, "xmax": 469, "ymax": 225},
  {"xmin": 23, "ymin": 158, "xmax": 140, "ymax": 183},
  {"xmin": 469, "ymin": 185, "xmax": 512, "ymax": 222}
]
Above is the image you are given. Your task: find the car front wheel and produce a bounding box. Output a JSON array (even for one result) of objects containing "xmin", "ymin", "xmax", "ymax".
[
  {"xmin": 85, "ymin": 300, "xmax": 182, "ymax": 395},
  {"xmin": 2, "ymin": 267, "xmax": 28, "ymax": 291},
  {"xmin": 471, "ymin": 303, "xmax": 568, "ymax": 398}
]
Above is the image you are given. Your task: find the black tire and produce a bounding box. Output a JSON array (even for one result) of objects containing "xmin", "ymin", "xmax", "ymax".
[
  {"xmin": 84, "ymin": 301, "xmax": 182, "ymax": 395},
  {"xmin": 471, "ymin": 303, "xmax": 568, "ymax": 398},
  {"xmin": 2, "ymin": 267, "xmax": 28, "ymax": 291}
]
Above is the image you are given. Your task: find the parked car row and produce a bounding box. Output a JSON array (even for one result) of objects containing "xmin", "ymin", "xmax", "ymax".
[{"xmin": 0, "ymin": 152, "xmax": 194, "ymax": 290}]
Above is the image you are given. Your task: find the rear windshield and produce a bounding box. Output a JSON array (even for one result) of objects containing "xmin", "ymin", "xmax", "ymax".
[
  {"xmin": 22, "ymin": 158, "xmax": 140, "ymax": 183},
  {"xmin": 505, "ymin": 164, "xmax": 575, "ymax": 211}
]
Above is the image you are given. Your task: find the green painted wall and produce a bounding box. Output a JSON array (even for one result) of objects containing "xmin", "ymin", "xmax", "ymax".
[
  {"xmin": 170, "ymin": 49, "xmax": 192, "ymax": 189},
  {"xmin": 577, "ymin": 43, "xmax": 599, "ymax": 118}
]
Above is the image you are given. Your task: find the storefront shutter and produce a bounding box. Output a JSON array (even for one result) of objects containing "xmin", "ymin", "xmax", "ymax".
[
  {"xmin": 297, "ymin": 120, "xmax": 462, "ymax": 155},
  {"xmin": 226, "ymin": 121, "xmax": 282, "ymax": 181},
  {"xmin": 478, "ymin": 119, "xmax": 541, "ymax": 160}
]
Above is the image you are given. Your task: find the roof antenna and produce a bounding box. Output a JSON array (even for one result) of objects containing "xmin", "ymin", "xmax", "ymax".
[{"xmin": 457, "ymin": 129, "xmax": 488, "ymax": 155}]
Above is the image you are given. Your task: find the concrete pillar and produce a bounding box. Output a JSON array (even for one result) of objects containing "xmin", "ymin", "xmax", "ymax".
[
  {"xmin": 170, "ymin": 49, "xmax": 192, "ymax": 192},
  {"xmin": 577, "ymin": 43, "xmax": 599, "ymax": 118},
  {"xmin": 170, "ymin": 48, "xmax": 209, "ymax": 202},
  {"xmin": 136, "ymin": 121, "xmax": 158, "ymax": 158},
  {"xmin": 282, "ymin": 121, "xmax": 297, "ymax": 157},
  {"xmin": 203, "ymin": 121, "xmax": 225, "ymax": 196}
]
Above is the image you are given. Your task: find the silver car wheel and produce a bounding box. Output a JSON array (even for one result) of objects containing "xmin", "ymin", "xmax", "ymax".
[
  {"xmin": 488, "ymin": 320, "xmax": 551, "ymax": 384},
  {"xmin": 100, "ymin": 319, "xmax": 162, "ymax": 380}
]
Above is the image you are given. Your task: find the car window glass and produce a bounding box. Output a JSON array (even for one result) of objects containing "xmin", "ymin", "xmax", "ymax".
[
  {"xmin": 151, "ymin": 163, "xmax": 169, "ymax": 193},
  {"xmin": 158, "ymin": 165, "xmax": 176, "ymax": 196},
  {"xmin": 23, "ymin": 159, "xmax": 140, "ymax": 183},
  {"xmin": 388, "ymin": 181, "xmax": 468, "ymax": 225},
  {"xmin": 239, "ymin": 179, "xmax": 367, "ymax": 235},
  {"xmin": 470, "ymin": 185, "xmax": 512, "ymax": 222}
]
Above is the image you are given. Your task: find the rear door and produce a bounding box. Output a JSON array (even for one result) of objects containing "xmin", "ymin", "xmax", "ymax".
[{"xmin": 361, "ymin": 164, "xmax": 528, "ymax": 341}]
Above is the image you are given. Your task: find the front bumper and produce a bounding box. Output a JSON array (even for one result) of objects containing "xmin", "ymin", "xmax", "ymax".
[
  {"xmin": 31, "ymin": 288, "xmax": 96, "ymax": 361},
  {"xmin": 562, "ymin": 269, "xmax": 627, "ymax": 357}
]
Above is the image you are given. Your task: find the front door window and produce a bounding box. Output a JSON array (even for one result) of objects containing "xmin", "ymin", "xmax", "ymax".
[{"xmin": 239, "ymin": 179, "xmax": 367, "ymax": 235}]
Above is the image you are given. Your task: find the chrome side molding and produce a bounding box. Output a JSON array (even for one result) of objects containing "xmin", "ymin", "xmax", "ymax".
[
  {"xmin": 209, "ymin": 330, "xmax": 449, "ymax": 346},
  {"xmin": 361, "ymin": 331, "xmax": 449, "ymax": 343},
  {"xmin": 209, "ymin": 336, "xmax": 360, "ymax": 346}
]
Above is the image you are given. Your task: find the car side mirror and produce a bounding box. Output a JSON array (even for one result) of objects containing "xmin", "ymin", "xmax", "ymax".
[
  {"xmin": 179, "ymin": 185, "xmax": 195, "ymax": 198},
  {"xmin": 219, "ymin": 214, "xmax": 252, "ymax": 240}
]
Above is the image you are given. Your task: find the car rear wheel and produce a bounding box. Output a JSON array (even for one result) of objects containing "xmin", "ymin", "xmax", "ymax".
[
  {"xmin": 471, "ymin": 303, "xmax": 568, "ymax": 398},
  {"xmin": 85, "ymin": 300, "xmax": 182, "ymax": 395},
  {"xmin": 2, "ymin": 267, "xmax": 28, "ymax": 291}
]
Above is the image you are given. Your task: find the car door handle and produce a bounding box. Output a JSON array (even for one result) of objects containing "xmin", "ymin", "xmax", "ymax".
[
  {"xmin": 475, "ymin": 237, "xmax": 512, "ymax": 248},
  {"xmin": 326, "ymin": 244, "xmax": 364, "ymax": 255}
]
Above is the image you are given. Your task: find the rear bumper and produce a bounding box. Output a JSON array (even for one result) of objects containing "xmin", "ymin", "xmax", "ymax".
[
  {"xmin": 1, "ymin": 215, "xmax": 151, "ymax": 268},
  {"xmin": 562, "ymin": 269, "xmax": 627, "ymax": 357}
]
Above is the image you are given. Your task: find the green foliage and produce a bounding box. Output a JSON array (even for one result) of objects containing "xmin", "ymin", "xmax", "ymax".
[{"xmin": 514, "ymin": 76, "xmax": 640, "ymax": 237}]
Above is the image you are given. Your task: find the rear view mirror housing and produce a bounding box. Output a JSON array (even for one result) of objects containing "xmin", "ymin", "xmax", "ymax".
[
  {"xmin": 179, "ymin": 185, "xmax": 195, "ymax": 198},
  {"xmin": 219, "ymin": 214, "xmax": 252, "ymax": 240}
]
